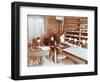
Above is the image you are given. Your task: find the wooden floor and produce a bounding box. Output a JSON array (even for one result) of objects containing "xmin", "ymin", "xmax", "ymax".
[{"xmin": 27, "ymin": 49, "xmax": 87, "ymax": 67}]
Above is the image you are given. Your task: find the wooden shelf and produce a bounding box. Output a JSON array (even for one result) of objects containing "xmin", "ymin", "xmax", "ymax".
[
  {"xmin": 80, "ymin": 32, "xmax": 88, "ymax": 34},
  {"xmin": 63, "ymin": 17, "xmax": 88, "ymax": 48}
]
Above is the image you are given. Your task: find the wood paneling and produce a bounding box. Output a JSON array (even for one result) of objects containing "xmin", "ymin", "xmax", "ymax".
[{"xmin": 43, "ymin": 16, "xmax": 62, "ymax": 45}]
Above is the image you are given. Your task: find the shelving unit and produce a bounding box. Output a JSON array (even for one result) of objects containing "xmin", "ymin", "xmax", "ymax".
[{"xmin": 64, "ymin": 17, "xmax": 88, "ymax": 48}]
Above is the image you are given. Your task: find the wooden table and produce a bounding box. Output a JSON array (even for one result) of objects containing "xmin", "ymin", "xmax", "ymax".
[{"xmin": 63, "ymin": 46, "xmax": 88, "ymax": 64}]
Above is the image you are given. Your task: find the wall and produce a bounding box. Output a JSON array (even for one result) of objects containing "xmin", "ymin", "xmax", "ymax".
[
  {"xmin": 27, "ymin": 16, "xmax": 62, "ymax": 45},
  {"xmin": 43, "ymin": 16, "xmax": 62, "ymax": 45},
  {"xmin": 28, "ymin": 15, "xmax": 44, "ymax": 42},
  {"xmin": 0, "ymin": 0, "xmax": 99, "ymax": 82}
]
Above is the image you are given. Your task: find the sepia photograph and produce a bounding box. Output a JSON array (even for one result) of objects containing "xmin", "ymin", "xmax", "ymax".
[
  {"xmin": 11, "ymin": 2, "xmax": 97, "ymax": 80},
  {"xmin": 27, "ymin": 15, "xmax": 88, "ymax": 67}
]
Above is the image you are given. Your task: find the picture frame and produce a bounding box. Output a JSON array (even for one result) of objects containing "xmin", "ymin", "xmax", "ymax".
[{"xmin": 11, "ymin": 1, "xmax": 98, "ymax": 80}]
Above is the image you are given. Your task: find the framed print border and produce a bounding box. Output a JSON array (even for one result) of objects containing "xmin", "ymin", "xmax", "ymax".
[{"xmin": 11, "ymin": 1, "xmax": 98, "ymax": 80}]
